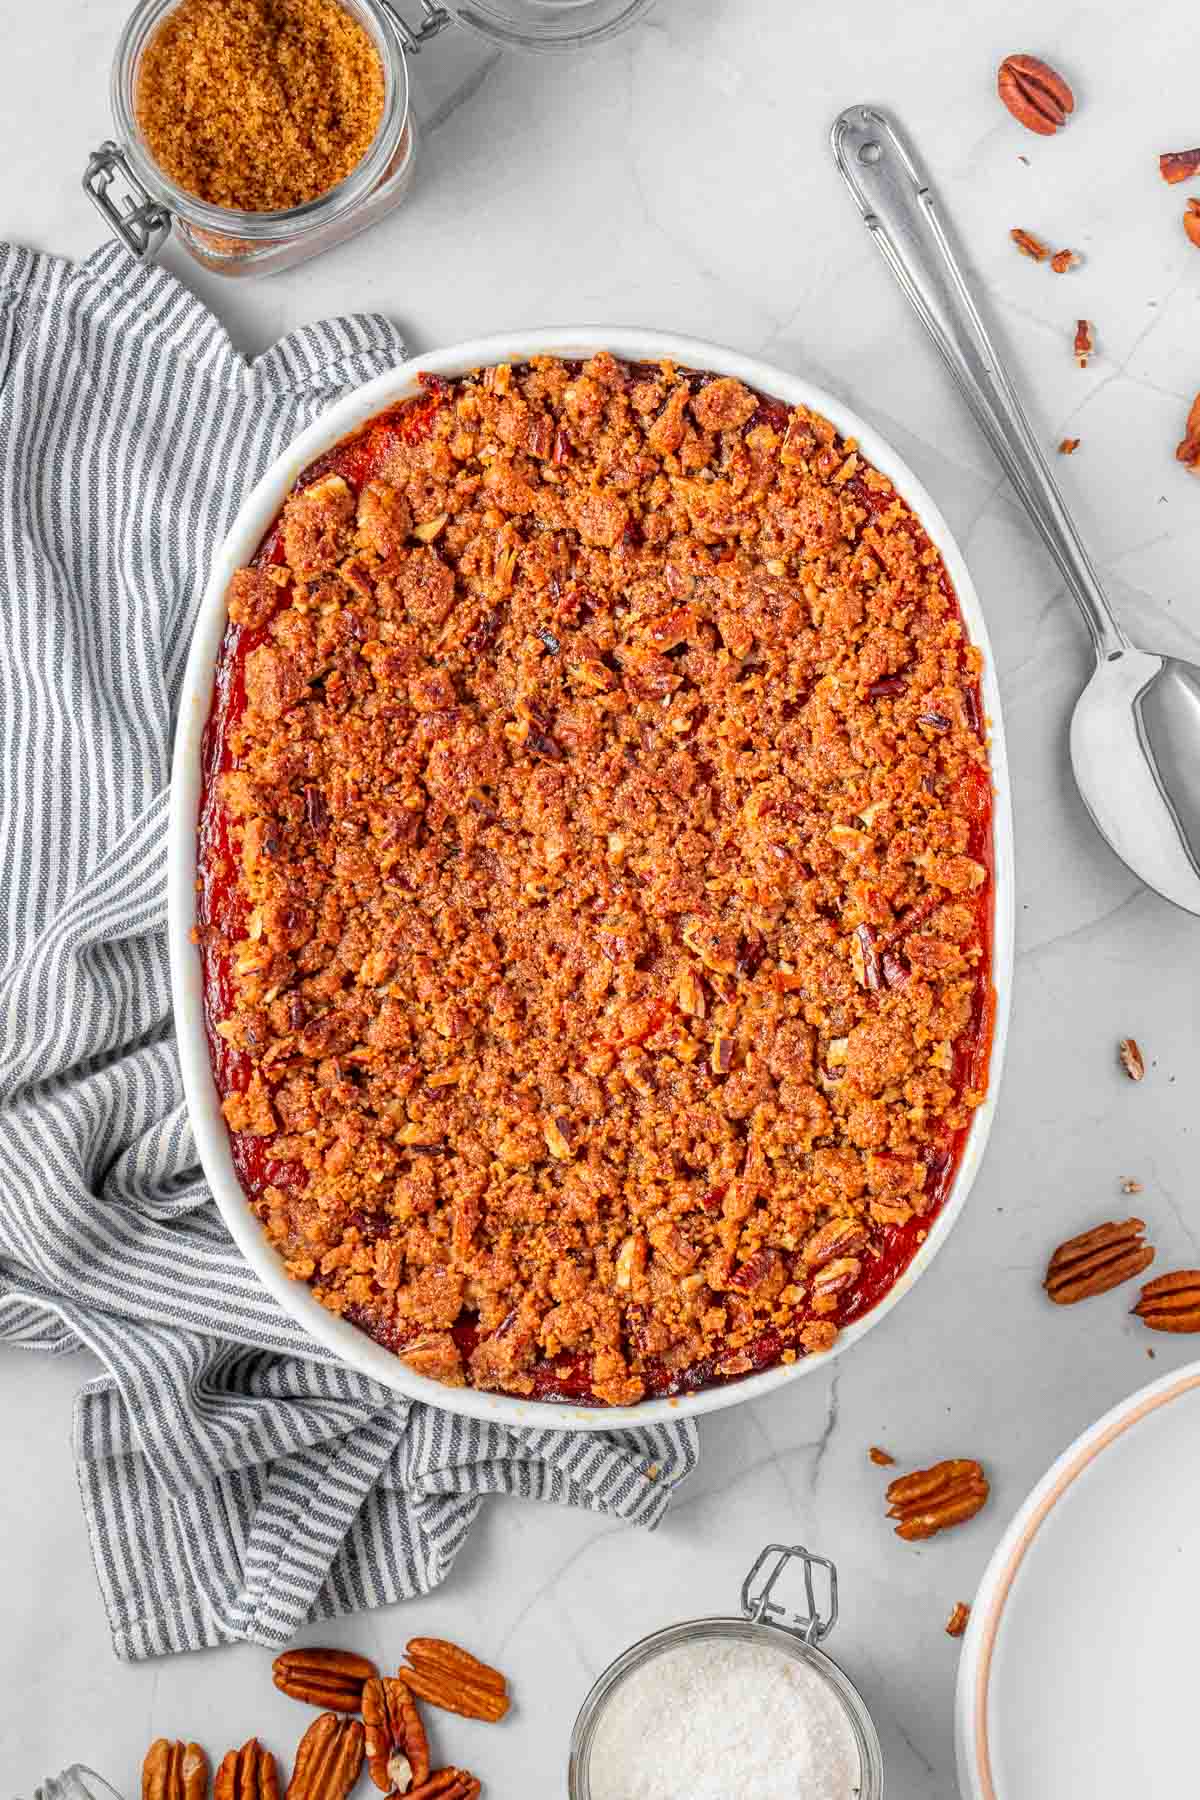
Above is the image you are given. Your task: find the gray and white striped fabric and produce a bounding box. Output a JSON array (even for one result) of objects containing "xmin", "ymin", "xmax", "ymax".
[{"xmin": 0, "ymin": 240, "xmax": 698, "ymax": 1660}]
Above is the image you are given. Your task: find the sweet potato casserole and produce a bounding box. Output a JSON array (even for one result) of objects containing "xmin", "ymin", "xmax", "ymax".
[{"xmin": 198, "ymin": 353, "xmax": 994, "ymax": 1405}]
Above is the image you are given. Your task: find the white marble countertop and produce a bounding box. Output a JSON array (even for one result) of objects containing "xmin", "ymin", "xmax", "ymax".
[{"xmin": 3, "ymin": 1, "xmax": 1200, "ymax": 1794}]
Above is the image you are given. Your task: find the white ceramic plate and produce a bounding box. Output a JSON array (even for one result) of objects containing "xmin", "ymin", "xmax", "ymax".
[
  {"xmin": 167, "ymin": 327, "xmax": 1014, "ymax": 1430},
  {"xmin": 957, "ymin": 1361, "xmax": 1200, "ymax": 1798}
]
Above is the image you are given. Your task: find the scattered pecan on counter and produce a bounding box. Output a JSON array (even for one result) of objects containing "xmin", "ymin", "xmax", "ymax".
[
  {"xmin": 1074, "ymin": 321, "xmax": 1094, "ymax": 368},
  {"xmin": 215, "ymin": 1740, "xmax": 280, "ymax": 1800},
  {"xmin": 1043, "ymin": 1219, "xmax": 1154, "ymax": 1304},
  {"xmin": 886, "ymin": 1458, "xmax": 990, "ymax": 1541},
  {"xmin": 364, "ymin": 1676, "xmax": 431, "ymax": 1794},
  {"xmin": 1118, "ymin": 1037, "xmax": 1145, "ymax": 1081},
  {"xmin": 1160, "ymin": 148, "xmax": 1200, "ymax": 184},
  {"xmin": 1184, "ymin": 198, "xmax": 1200, "ymax": 249},
  {"xmin": 1058, "ymin": 438, "xmax": 1081, "ymax": 455},
  {"xmin": 945, "ymin": 1602, "xmax": 971, "ymax": 1638},
  {"xmin": 142, "ymin": 1742, "xmax": 209, "ymax": 1800},
  {"xmin": 1051, "ymin": 248, "xmax": 1081, "ymax": 273},
  {"xmin": 284, "ymin": 1715, "xmax": 364, "ymax": 1800},
  {"xmin": 997, "ymin": 54, "xmax": 1075, "ymax": 134},
  {"xmin": 400, "ymin": 1637, "xmax": 511, "ymax": 1723},
  {"xmin": 273, "ymin": 1646, "xmax": 378, "ymax": 1711},
  {"xmin": 1133, "ymin": 1272, "xmax": 1200, "ymax": 1333},
  {"xmin": 1177, "ymin": 394, "xmax": 1200, "ymax": 471},
  {"xmin": 1010, "ymin": 227, "xmax": 1050, "ymax": 261},
  {"xmin": 868, "ymin": 1444, "xmax": 896, "ymax": 1467}
]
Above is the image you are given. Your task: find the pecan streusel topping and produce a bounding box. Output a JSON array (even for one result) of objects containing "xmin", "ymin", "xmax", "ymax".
[{"xmin": 201, "ymin": 354, "xmax": 993, "ymax": 1405}]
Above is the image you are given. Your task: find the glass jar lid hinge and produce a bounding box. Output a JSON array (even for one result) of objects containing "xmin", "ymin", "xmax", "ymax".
[
  {"xmin": 378, "ymin": 0, "xmax": 451, "ymax": 52},
  {"xmin": 741, "ymin": 1543, "xmax": 839, "ymax": 1645},
  {"xmin": 83, "ymin": 143, "xmax": 172, "ymax": 260}
]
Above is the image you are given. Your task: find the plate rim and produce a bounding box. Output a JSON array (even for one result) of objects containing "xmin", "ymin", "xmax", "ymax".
[
  {"xmin": 956, "ymin": 1359, "xmax": 1200, "ymax": 1798},
  {"xmin": 167, "ymin": 324, "xmax": 1015, "ymax": 1430}
]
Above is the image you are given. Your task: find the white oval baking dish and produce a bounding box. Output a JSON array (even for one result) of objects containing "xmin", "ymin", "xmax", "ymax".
[{"xmin": 167, "ymin": 327, "xmax": 1014, "ymax": 1430}]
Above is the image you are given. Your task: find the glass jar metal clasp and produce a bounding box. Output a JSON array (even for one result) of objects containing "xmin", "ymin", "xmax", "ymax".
[
  {"xmin": 379, "ymin": 0, "xmax": 452, "ymax": 51},
  {"xmin": 82, "ymin": 142, "xmax": 172, "ymax": 260},
  {"xmin": 741, "ymin": 1542, "xmax": 839, "ymax": 1646}
]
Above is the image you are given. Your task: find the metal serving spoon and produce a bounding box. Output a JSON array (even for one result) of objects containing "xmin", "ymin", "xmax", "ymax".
[{"xmin": 832, "ymin": 105, "xmax": 1200, "ymax": 916}]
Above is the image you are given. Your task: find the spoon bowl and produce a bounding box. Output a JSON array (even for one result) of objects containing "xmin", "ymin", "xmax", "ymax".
[{"xmin": 1071, "ymin": 650, "xmax": 1200, "ymax": 911}]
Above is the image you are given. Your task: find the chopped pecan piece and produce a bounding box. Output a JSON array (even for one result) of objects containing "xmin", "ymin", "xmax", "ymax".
[
  {"xmin": 886, "ymin": 1458, "xmax": 990, "ymax": 1540},
  {"xmin": 1074, "ymin": 320, "xmax": 1094, "ymax": 368},
  {"xmin": 272, "ymin": 1647, "xmax": 377, "ymax": 1711},
  {"xmin": 142, "ymin": 1741, "xmax": 209, "ymax": 1800},
  {"xmin": 1121, "ymin": 1177, "xmax": 1144, "ymax": 1195},
  {"xmin": 945, "ymin": 1602, "xmax": 971, "ymax": 1639},
  {"xmin": 1176, "ymin": 392, "xmax": 1200, "ymax": 469},
  {"xmin": 1010, "ymin": 227, "xmax": 1050, "ymax": 261},
  {"xmin": 1185, "ymin": 198, "xmax": 1200, "ymax": 250},
  {"xmin": 284, "ymin": 1715, "xmax": 364, "ymax": 1800},
  {"xmin": 868, "ymin": 1445, "xmax": 896, "ymax": 1467},
  {"xmin": 1050, "ymin": 248, "xmax": 1081, "ymax": 273},
  {"xmin": 1058, "ymin": 438, "xmax": 1081, "ymax": 455},
  {"xmin": 1161, "ymin": 147, "xmax": 1200, "ymax": 183},
  {"xmin": 1043, "ymin": 1218, "xmax": 1153, "ymax": 1304},
  {"xmin": 214, "ymin": 1739, "xmax": 280, "ymax": 1800},
  {"xmin": 1133, "ymin": 1271, "xmax": 1200, "ymax": 1333},
  {"xmin": 400, "ymin": 1637, "xmax": 510, "ymax": 1723},
  {"xmin": 1118, "ymin": 1037, "xmax": 1145, "ymax": 1081},
  {"xmin": 363, "ymin": 1676, "xmax": 430, "ymax": 1794},
  {"xmin": 997, "ymin": 54, "xmax": 1074, "ymax": 134}
]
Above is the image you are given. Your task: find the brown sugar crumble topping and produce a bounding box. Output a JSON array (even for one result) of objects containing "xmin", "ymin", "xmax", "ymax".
[
  {"xmin": 136, "ymin": 0, "xmax": 385, "ymax": 212},
  {"xmin": 199, "ymin": 353, "xmax": 994, "ymax": 1406}
]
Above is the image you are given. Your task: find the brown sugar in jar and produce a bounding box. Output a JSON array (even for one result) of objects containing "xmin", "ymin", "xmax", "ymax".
[{"xmin": 135, "ymin": 0, "xmax": 386, "ymax": 212}]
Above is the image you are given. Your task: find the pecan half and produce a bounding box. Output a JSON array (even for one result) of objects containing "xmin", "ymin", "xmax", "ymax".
[
  {"xmin": 803, "ymin": 1216, "xmax": 868, "ymax": 1269},
  {"xmin": 400, "ymin": 1638, "xmax": 510, "ymax": 1723},
  {"xmin": 215, "ymin": 1739, "xmax": 280, "ymax": 1800},
  {"xmin": 1118, "ymin": 1037, "xmax": 1145, "ymax": 1081},
  {"xmin": 886, "ymin": 1459, "xmax": 989, "ymax": 1540},
  {"xmin": 272, "ymin": 1647, "xmax": 377, "ymax": 1711},
  {"xmin": 945, "ymin": 1602, "xmax": 971, "ymax": 1639},
  {"xmin": 1133, "ymin": 1271, "xmax": 1200, "ymax": 1333},
  {"xmin": 1185, "ymin": 198, "xmax": 1200, "ymax": 249},
  {"xmin": 997, "ymin": 54, "xmax": 1074, "ymax": 135},
  {"xmin": 868, "ymin": 1445, "xmax": 896, "ymax": 1467},
  {"xmin": 363, "ymin": 1676, "xmax": 430, "ymax": 1794},
  {"xmin": 284, "ymin": 1715, "xmax": 364, "ymax": 1800},
  {"xmin": 1044, "ymin": 1218, "xmax": 1154, "ymax": 1304},
  {"xmin": 1010, "ymin": 227, "xmax": 1050, "ymax": 261},
  {"xmin": 142, "ymin": 1743, "xmax": 209, "ymax": 1800},
  {"xmin": 1161, "ymin": 147, "xmax": 1200, "ymax": 183},
  {"xmin": 408, "ymin": 1773, "xmax": 481, "ymax": 1800},
  {"xmin": 1050, "ymin": 248, "xmax": 1081, "ymax": 273},
  {"xmin": 1074, "ymin": 320, "xmax": 1094, "ymax": 368}
]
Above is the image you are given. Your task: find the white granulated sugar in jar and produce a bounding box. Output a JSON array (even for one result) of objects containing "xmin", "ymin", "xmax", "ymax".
[{"xmin": 588, "ymin": 1636, "xmax": 862, "ymax": 1800}]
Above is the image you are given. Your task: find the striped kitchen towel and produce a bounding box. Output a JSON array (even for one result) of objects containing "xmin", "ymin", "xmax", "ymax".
[{"xmin": 0, "ymin": 240, "xmax": 698, "ymax": 1660}]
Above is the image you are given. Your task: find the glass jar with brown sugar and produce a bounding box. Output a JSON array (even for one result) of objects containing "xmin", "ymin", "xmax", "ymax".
[{"xmin": 84, "ymin": 0, "xmax": 657, "ymax": 277}]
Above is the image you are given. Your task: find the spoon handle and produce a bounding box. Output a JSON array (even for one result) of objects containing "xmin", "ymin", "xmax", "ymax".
[{"xmin": 831, "ymin": 105, "xmax": 1129, "ymax": 661}]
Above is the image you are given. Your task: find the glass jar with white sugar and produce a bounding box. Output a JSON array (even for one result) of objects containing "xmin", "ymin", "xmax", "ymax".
[{"xmin": 568, "ymin": 1545, "xmax": 884, "ymax": 1800}]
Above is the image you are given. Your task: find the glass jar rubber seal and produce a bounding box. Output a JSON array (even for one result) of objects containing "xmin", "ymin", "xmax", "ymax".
[{"xmin": 568, "ymin": 1544, "xmax": 885, "ymax": 1799}]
